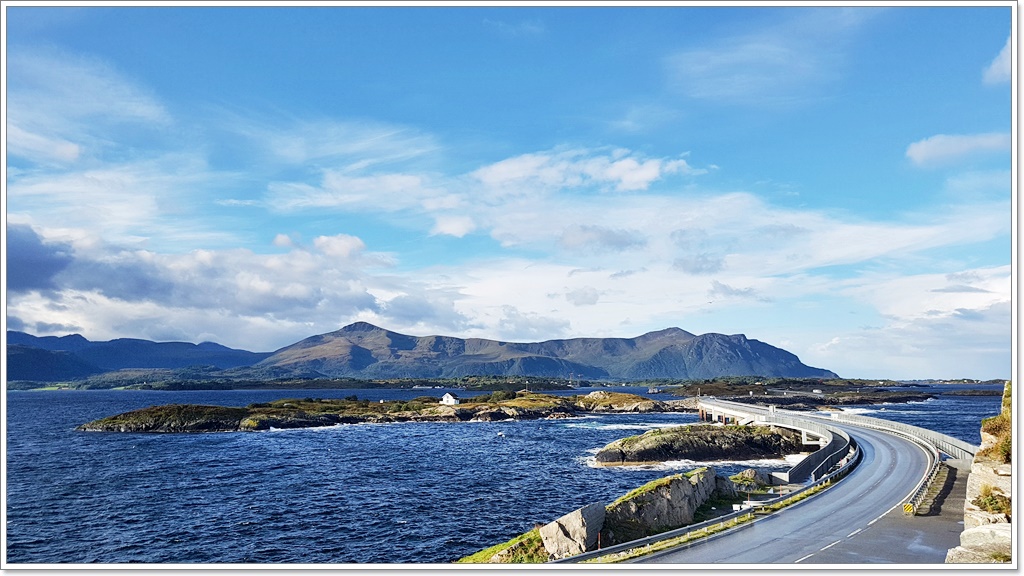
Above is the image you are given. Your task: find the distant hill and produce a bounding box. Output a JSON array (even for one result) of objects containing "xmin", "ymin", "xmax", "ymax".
[
  {"xmin": 254, "ymin": 322, "xmax": 838, "ymax": 380},
  {"xmin": 6, "ymin": 331, "xmax": 273, "ymax": 380},
  {"xmin": 6, "ymin": 323, "xmax": 838, "ymax": 383},
  {"xmin": 7, "ymin": 345, "xmax": 105, "ymax": 382}
]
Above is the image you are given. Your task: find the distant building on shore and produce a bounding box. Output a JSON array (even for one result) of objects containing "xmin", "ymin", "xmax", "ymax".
[{"xmin": 440, "ymin": 392, "xmax": 460, "ymax": 405}]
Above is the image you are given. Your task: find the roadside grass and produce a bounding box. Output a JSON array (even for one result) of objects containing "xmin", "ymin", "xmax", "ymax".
[{"xmin": 454, "ymin": 528, "xmax": 546, "ymax": 563}]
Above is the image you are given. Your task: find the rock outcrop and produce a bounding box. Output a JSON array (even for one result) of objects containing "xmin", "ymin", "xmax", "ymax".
[
  {"xmin": 600, "ymin": 467, "xmax": 722, "ymax": 546},
  {"xmin": 538, "ymin": 502, "xmax": 606, "ymax": 560},
  {"xmin": 946, "ymin": 382, "xmax": 1012, "ymax": 564}
]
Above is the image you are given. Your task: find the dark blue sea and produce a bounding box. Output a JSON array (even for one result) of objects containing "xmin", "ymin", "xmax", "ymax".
[{"xmin": 4, "ymin": 385, "xmax": 1004, "ymax": 565}]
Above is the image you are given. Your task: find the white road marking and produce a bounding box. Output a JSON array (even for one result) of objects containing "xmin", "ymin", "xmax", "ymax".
[
  {"xmin": 821, "ymin": 540, "xmax": 842, "ymax": 551},
  {"xmin": 847, "ymin": 528, "xmax": 862, "ymax": 537},
  {"xmin": 795, "ymin": 554, "xmax": 815, "ymax": 563}
]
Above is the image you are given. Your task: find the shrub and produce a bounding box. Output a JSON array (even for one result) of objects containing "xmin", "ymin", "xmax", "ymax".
[{"xmin": 973, "ymin": 492, "xmax": 1012, "ymax": 517}]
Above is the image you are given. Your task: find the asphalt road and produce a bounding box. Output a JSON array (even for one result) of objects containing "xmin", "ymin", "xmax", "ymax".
[{"xmin": 633, "ymin": 424, "xmax": 940, "ymax": 565}]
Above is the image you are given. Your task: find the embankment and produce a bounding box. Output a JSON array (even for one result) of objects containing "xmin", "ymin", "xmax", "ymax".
[{"xmin": 945, "ymin": 382, "xmax": 1012, "ymax": 564}]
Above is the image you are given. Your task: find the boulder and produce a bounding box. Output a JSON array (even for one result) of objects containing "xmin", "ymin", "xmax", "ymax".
[
  {"xmin": 959, "ymin": 523, "xmax": 1012, "ymax": 555},
  {"xmin": 538, "ymin": 502, "xmax": 606, "ymax": 560},
  {"xmin": 734, "ymin": 467, "xmax": 773, "ymax": 486},
  {"xmin": 945, "ymin": 546, "xmax": 1006, "ymax": 564}
]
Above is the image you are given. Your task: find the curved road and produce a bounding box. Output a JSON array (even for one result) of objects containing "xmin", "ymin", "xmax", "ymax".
[{"xmin": 634, "ymin": 424, "xmax": 934, "ymax": 564}]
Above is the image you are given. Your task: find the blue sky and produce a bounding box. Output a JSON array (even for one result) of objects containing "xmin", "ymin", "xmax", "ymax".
[{"xmin": 4, "ymin": 4, "xmax": 1014, "ymax": 380}]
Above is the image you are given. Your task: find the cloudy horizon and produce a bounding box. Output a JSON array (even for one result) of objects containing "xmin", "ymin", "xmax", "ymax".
[{"xmin": 4, "ymin": 5, "xmax": 1013, "ymax": 380}]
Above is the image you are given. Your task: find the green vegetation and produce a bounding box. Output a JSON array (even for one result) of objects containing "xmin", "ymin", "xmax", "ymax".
[
  {"xmin": 973, "ymin": 484, "xmax": 1012, "ymax": 517},
  {"xmin": 977, "ymin": 382, "xmax": 1012, "ymax": 464},
  {"xmin": 454, "ymin": 528, "xmax": 547, "ymax": 564},
  {"xmin": 606, "ymin": 470, "xmax": 707, "ymax": 508}
]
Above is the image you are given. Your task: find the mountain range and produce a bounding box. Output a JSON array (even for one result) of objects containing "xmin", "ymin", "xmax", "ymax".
[{"xmin": 6, "ymin": 322, "xmax": 837, "ymax": 382}]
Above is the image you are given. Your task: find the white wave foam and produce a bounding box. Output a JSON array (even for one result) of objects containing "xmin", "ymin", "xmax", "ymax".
[
  {"xmin": 561, "ymin": 422, "xmax": 682, "ymax": 432},
  {"xmin": 584, "ymin": 455, "xmax": 799, "ymax": 470}
]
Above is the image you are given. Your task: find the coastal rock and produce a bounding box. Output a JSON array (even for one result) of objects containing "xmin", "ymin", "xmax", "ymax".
[
  {"xmin": 470, "ymin": 409, "xmax": 511, "ymax": 422},
  {"xmin": 538, "ymin": 502, "xmax": 606, "ymax": 560},
  {"xmin": 600, "ymin": 467, "xmax": 722, "ymax": 546},
  {"xmin": 574, "ymin": 391, "xmax": 667, "ymax": 413}
]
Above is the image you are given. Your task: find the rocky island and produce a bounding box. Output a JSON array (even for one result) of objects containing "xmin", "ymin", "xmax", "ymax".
[
  {"xmin": 76, "ymin": 390, "xmax": 672, "ymax": 433},
  {"xmin": 593, "ymin": 424, "xmax": 808, "ymax": 466}
]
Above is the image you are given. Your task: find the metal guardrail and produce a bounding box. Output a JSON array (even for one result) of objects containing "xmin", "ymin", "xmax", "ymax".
[{"xmin": 552, "ymin": 442, "xmax": 862, "ymax": 564}]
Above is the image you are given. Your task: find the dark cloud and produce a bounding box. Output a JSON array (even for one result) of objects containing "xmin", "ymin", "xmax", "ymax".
[
  {"xmin": 36, "ymin": 321, "xmax": 84, "ymax": 333},
  {"xmin": 61, "ymin": 257, "xmax": 176, "ymax": 302},
  {"xmin": 6, "ymin": 224, "xmax": 73, "ymax": 292}
]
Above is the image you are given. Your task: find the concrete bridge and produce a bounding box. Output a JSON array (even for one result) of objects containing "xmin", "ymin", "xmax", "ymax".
[{"xmin": 697, "ymin": 399, "xmax": 854, "ymax": 483}]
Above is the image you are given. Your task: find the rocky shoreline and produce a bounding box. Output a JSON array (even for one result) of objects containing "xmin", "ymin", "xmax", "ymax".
[{"xmin": 592, "ymin": 424, "xmax": 808, "ymax": 466}]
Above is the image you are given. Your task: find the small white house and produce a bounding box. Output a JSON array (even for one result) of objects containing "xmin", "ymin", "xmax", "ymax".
[{"xmin": 440, "ymin": 392, "xmax": 460, "ymax": 405}]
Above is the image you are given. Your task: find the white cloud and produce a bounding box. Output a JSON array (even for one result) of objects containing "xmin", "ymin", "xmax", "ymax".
[
  {"xmin": 905, "ymin": 133, "xmax": 1011, "ymax": 167},
  {"xmin": 268, "ymin": 171, "xmax": 443, "ymax": 213},
  {"xmin": 430, "ymin": 215, "xmax": 477, "ymax": 238},
  {"xmin": 469, "ymin": 148, "xmax": 703, "ymax": 197},
  {"xmin": 663, "ymin": 8, "xmax": 874, "ymax": 106},
  {"xmin": 7, "ymin": 122, "xmax": 81, "ymax": 163},
  {"xmin": 7, "ymin": 153, "xmax": 240, "ymax": 249},
  {"xmin": 6, "ymin": 48, "xmax": 171, "ymax": 165},
  {"xmin": 565, "ymin": 287, "xmax": 601, "ymax": 306},
  {"xmin": 313, "ymin": 234, "xmax": 366, "ymax": 259},
  {"xmin": 983, "ymin": 36, "xmax": 1011, "ymax": 84},
  {"xmin": 227, "ymin": 117, "xmax": 440, "ymax": 168}
]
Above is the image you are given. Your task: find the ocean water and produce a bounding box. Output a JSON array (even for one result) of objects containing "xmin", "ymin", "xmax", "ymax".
[{"xmin": 4, "ymin": 386, "xmax": 1003, "ymax": 564}]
